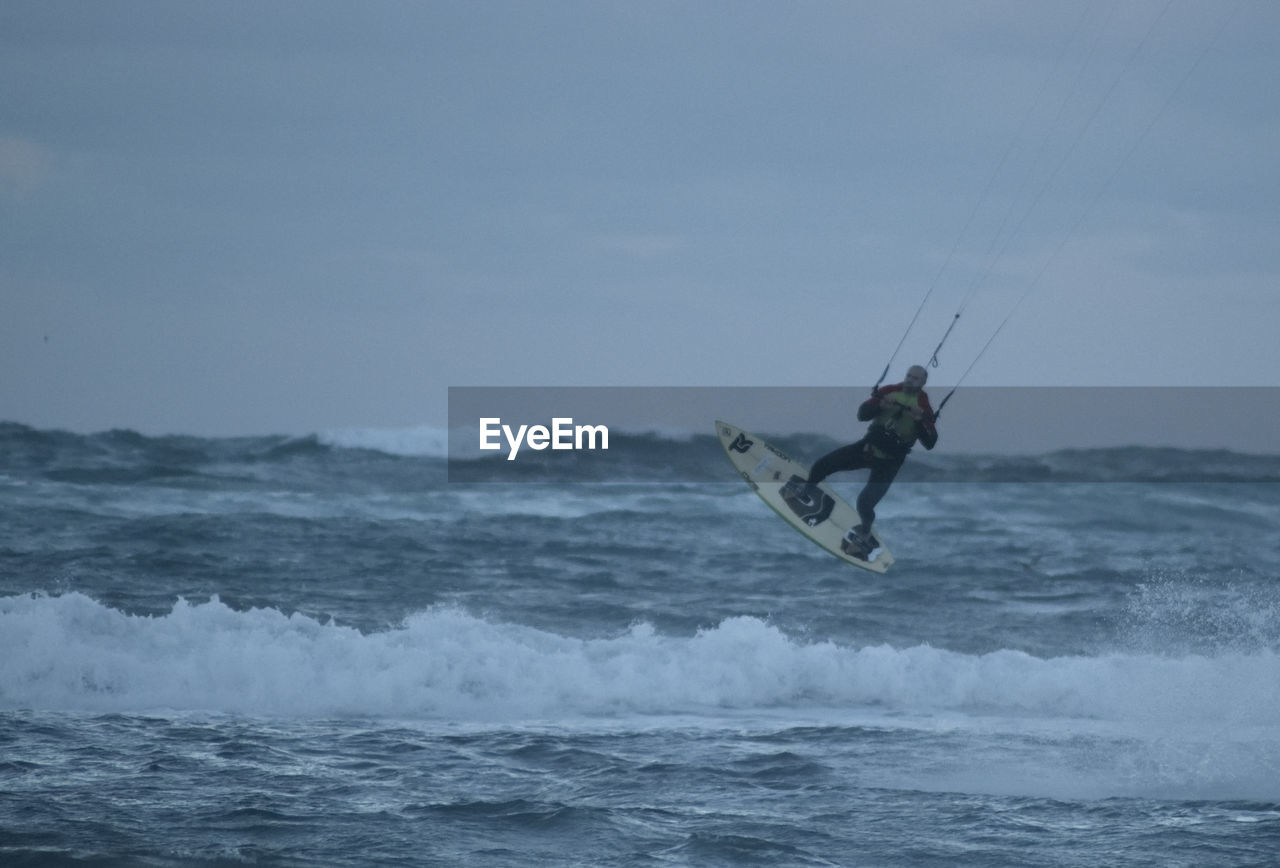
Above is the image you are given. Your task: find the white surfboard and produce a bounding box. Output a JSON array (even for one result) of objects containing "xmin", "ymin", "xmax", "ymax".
[{"xmin": 715, "ymin": 420, "xmax": 894, "ymax": 573}]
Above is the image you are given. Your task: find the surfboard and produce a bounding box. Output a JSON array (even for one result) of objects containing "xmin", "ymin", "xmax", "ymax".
[{"xmin": 715, "ymin": 420, "xmax": 894, "ymax": 573}]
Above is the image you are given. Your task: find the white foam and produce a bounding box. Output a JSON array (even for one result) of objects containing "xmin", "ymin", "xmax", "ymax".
[
  {"xmin": 317, "ymin": 426, "xmax": 448, "ymax": 458},
  {"xmin": 4, "ymin": 594, "xmax": 1278, "ymax": 729}
]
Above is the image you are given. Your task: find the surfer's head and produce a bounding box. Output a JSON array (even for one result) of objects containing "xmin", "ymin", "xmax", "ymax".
[{"xmin": 903, "ymin": 365, "xmax": 927, "ymax": 393}]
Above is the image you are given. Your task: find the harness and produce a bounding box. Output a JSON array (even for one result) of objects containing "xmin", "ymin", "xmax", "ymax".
[
  {"xmin": 864, "ymin": 424, "xmax": 910, "ymax": 462},
  {"xmin": 865, "ymin": 393, "xmax": 924, "ymax": 461}
]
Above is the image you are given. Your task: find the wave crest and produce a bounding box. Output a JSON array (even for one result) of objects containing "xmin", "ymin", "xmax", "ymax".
[{"xmin": 3, "ymin": 594, "xmax": 1277, "ymax": 724}]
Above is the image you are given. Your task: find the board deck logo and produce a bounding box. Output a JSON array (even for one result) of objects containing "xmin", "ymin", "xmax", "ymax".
[
  {"xmin": 728, "ymin": 432, "xmax": 753, "ymax": 453},
  {"xmin": 779, "ymin": 475, "xmax": 835, "ymax": 526}
]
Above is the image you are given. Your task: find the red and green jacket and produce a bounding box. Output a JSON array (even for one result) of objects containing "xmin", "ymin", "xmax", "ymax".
[{"xmin": 856, "ymin": 384, "xmax": 939, "ymax": 460}]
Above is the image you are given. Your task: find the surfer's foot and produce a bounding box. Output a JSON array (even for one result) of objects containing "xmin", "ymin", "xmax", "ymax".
[
  {"xmin": 782, "ymin": 477, "xmax": 817, "ymax": 498},
  {"xmin": 844, "ymin": 525, "xmax": 872, "ymax": 547},
  {"xmin": 840, "ymin": 524, "xmax": 877, "ymax": 559}
]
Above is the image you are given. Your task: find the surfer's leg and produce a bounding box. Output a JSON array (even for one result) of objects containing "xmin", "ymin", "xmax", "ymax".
[
  {"xmin": 807, "ymin": 441, "xmax": 869, "ymax": 485},
  {"xmin": 854, "ymin": 461, "xmax": 901, "ymax": 531}
]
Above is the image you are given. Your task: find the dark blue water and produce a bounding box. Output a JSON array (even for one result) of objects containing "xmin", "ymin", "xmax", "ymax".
[{"xmin": 3, "ymin": 421, "xmax": 1278, "ymax": 866}]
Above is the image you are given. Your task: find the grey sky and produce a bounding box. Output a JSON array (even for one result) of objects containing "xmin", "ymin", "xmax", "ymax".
[{"xmin": 3, "ymin": 1, "xmax": 1278, "ymax": 437}]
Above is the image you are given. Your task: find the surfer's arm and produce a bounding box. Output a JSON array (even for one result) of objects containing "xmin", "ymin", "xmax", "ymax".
[
  {"xmin": 918, "ymin": 423, "xmax": 938, "ymax": 450},
  {"xmin": 858, "ymin": 386, "xmax": 899, "ymax": 422},
  {"xmin": 916, "ymin": 394, "xmax": 938, "ymax": 450}
]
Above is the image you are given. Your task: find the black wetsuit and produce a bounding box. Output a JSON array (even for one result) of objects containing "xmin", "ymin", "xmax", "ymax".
[{"xmin": 808, "ymin": 385, "xmax": 938, "ymax": 531}]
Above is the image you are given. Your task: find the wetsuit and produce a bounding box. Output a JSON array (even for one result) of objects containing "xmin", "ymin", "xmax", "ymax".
[{"xmin": 808, "ymin": 384, "xmax": 938, "ymax": 530}]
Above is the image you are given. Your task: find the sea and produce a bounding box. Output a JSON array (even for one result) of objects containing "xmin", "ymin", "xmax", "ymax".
[{"xmin": 2, "ymin": 420, "xmax": 1279, "ymax": 867}]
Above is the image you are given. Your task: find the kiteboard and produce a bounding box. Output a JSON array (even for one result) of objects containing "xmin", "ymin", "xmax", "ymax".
[{"xmin": 715, "ymin": 420, "xmax": 893, "ymax": 573}]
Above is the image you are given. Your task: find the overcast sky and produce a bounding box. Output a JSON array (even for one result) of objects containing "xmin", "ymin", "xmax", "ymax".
[{"xmin": 3, "ymin": 1, "xmax": 1277, "ymax": 437}]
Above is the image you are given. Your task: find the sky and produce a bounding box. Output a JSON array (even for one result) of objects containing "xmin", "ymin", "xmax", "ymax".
[{"xmin": 3, "ymin": 1, "xmax": 1278, "ymax": 438}]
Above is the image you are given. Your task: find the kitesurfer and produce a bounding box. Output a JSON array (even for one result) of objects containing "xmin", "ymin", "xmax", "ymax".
[{"xmin": 800, "ymin": 365, "xmax": 938, "ymax": 551}]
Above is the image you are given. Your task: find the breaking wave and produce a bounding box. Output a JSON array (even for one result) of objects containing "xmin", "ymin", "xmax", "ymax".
[{"xmin": 4, "ymin": 593, "xmax": 1278, "ymax": 725}]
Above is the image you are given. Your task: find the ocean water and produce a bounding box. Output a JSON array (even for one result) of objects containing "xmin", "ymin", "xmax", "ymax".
[{"xmin": 2, "ymin": 420, "xmax": 1279, "ymax": 866}]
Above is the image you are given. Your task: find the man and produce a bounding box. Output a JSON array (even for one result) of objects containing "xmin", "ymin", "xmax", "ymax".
[{"xmin": 797, "ymin": 365, "xmax": 938, "ymax": 553}]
